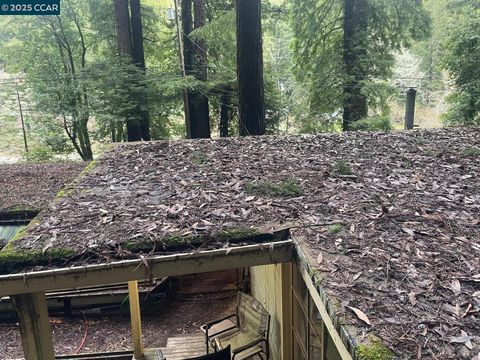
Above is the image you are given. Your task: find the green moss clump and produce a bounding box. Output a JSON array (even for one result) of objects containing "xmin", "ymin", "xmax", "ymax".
[
  {"xmin": 0, "ymin": 246, "xmax": 77, "ymax": 274},
  {"xmin": 218, "ymin": 228, "xmax": 262, "ymax": 241},
  {"xmin": 423, "ymin": 147, "xmax": 445, "ymax": 158},
  {"xmin": 334, "ymin": 160, "xmax": 353, "ymax": 176},
  {"xmin": 327, "ymin": 223, "xmax": 343, "ymax": 235},
  {"xmin": 357, "ymin": 340, "xmax": 394, "ymax": 360},
  {"xmin": 244, "ymin": 178, "xmax": 303, "ymax": 198},
  {"xmin": 190, "ymin": 151, "xmax": 208, "ymax": 165},
  {"xmin": 462, "ymin": 146, "xmax": 480, "ymax": 157}
]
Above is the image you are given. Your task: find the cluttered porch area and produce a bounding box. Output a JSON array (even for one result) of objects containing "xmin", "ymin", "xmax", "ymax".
[{"xmin": 0, "ymin": 270, "xmax": 240, "ymax": 360}]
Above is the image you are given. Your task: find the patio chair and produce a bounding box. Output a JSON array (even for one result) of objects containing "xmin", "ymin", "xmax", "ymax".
[
  {"xmin": 183, "ymin": 345, "xmax": 231, "ymax": 360},
  {"xmin": 200, "ymin": 292, "xmax": 270, "ymax": 360}
]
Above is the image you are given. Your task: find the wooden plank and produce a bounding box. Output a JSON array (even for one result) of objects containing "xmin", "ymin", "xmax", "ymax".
[
  {"xmin": 128, "ymin": 281, "xmax": 143, "ymax": 360},
  {"xmin": 300, "ymin": 267, "xmax": 353, "ymax": 360},
  {"xmin": 0, "ymin": 241, "xmax": 293, "ymax": 297},
  {"xmin": 11, "ymin": 292, "xmax": 55, "ymax": 360},
  {"xmin": 280, "ymin": 262, "xmax": 293, "ymax": 360}
]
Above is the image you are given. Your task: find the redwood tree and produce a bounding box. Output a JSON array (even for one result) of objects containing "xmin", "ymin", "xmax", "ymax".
[
  {"xmin": 130, "ymin": 0, "xmax": 151, "ymax": 140},
  {"xmin": 236, "ymin": 0, "xmax": 265, "ymax": 136},
  {"xmin": 182, "ymin": 0, "xmax": 211, "ymax": 139},
  {"xmin": 113, "ymin": 0, "xmax": 149, "ymax": 141},
  {"xmin": 342, "ymin": 0, "xmax": 369, "ymax": 131},
  {"xmin": 190, "ymin": 0, "xmax": 211, "ymax": 138}
]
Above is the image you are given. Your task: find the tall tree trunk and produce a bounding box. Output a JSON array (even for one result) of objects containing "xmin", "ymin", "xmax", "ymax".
[
  {"xmin": 219, "ymin": 87, "xmax": 231, "ymax": 137},
  {"xmin": 114, "ymin": 0, "xmax": 133, "ymax": 56},
  {"xmin": 181, "ymin": 0, "xmax": 195, "ymax": 138},
  {"xmin": 77, "ymin": 117, "xmax": 93, "ymax": 161},
  {"xmin": 114, "ymin": 0, "xmax": 143, "ymax": 142},
  {"xmin": 342, "ymin": 0, "xmax": 369, "ymax": 131},
  {"xmin": 236, "ymin": 0, "xmax": 265, "ymax": 136},
  {"xmin": 189, "ymin": 0, "xmax": 211, "ymax": 138},
  {"xmin": 130, "ymin": 0, "xmax": 151, "ymax": 141}
]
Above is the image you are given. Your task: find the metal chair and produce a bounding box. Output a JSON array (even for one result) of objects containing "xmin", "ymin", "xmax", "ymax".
[{"xmin": 201, "ymin": 292, "xmax": 270, "ymax": 360}]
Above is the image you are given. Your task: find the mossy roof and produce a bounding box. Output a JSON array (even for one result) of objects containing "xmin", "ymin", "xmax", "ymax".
[
  {"xmin": 0, "ymin": 162, "xmax": 86, "ymax": 215},
  {"xmin": 1, "ymin": 128, "xmax": 480, "ymax": 359}
]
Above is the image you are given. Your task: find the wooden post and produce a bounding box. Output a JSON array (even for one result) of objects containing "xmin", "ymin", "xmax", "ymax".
[
  {"xmin": 280, "ymin": 262, "xmax": 293, "ymax": 359},
  {"xmin": 12, "ymin": 292, "xmax": 55, "ymax": 360},
  {"xmin": 128, "ymin": 280, "xmax": 144, "ymax": 359},
  {"xmin": 404, "ymin": 88, "xmax": 417, "ymax": 130}
]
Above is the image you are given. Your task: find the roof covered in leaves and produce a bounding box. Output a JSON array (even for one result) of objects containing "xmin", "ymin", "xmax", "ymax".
[
  {"xmin": 0, "ymin": 162, "xmax": 86, "ymax": 215},
  {"xmin": 2, "ymin": 128, "xmax": 480, "ymax": 359}
]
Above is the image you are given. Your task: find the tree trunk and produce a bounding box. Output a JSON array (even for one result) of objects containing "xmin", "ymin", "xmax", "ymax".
[
  {"xmin": 182, "ymin": 0, "xmax": 194, "ymax": 138},
  {"xmin": 342, "ymin": 0, "xmax": 369, "ymax": 131},
  {"xmin": 236, "ymin": 0, "xmax": 265, "ymax": 136},
  {"xmin": 114, "ymin": 0, "xmax": 132, "ymax": 56},
  {"xmin": 130, "ymin": 0, "xmax": 151, "ymax": 141},
  {"xmin": 189, "ymin": 0, "xmax": 211, "ymax": 138},
  {"xmin": 76, "ymin": 116, "xmax": 93, "ymax": 161},
  {"xmin": 114, "ymin": 0, "xmax": 143, "ymax": 142},
  {"xmin": 219, "ymin": 87, "xmax": 231, "ymax": 137}
]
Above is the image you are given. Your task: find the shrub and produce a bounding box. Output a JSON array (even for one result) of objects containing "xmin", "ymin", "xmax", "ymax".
[
  {"xmin": 350, "ymin": 116, "xmax": 392, "ymax": 131},
  {"xmin": 23, "ymin": 146, "xmax": 54, "ymax": 163}
]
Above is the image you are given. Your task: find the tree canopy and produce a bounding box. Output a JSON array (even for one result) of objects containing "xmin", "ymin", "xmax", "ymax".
[{"xmin": 0, "ymin": 0, "xmax": 478, "ymax": 161}]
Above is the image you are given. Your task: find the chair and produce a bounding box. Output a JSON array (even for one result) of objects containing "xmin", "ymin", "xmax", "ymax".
[
  {"xmin": 200, "ymin": 292, "xmax": 270, "ymax": 360},
  {"xmin": 183, "ymin": 345, "xmax": 231, "ymax": 360}
]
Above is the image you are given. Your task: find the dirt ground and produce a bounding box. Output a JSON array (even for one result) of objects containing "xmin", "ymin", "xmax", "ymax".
[{"xmin": 0, "ymin": 294, "xmax": 236, "ymax": 359}]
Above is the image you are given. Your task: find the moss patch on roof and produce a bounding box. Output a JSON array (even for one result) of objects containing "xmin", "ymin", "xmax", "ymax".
[{"xmin": 2, "ymin": 128, "xmax": 480, "ymax": 358}]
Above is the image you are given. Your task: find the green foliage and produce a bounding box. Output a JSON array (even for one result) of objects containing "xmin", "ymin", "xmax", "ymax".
[
  {"xmin": 442, "ymin": 6, "xmax": 480, "ymax": 126},
  {"xmin": 22, "ymin": 146, "xmax": 54, "ymax": 163},
  {"xmin": 423, "ymin": 147, "xmax": 446, "ymax": 158},
  {"xmin": 334, "ymin": 160, "xmax": 353, "ymax": 176},
  {"xmin": 462, "ymin": 146, "xmax": 480, "ymax": 157},
  {"xmin": 349, "ymin": 116, "xmax": 392, "ymax": 132},
  {"xmin": 290, "ymin": 0, "xmax": 430, "ymax": 130},
  {"xmin": 327, "ymin": 223, "xmax": 343, "ymax": 235},
  {"xmin": 245, "ymin": 178, "xmax": 303, "ymax": 197}
]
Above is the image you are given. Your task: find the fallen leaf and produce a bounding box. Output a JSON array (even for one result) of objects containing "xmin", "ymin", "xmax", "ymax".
[
  {"xmin": 451, "ymin": 279, "xmax": 461, "ymax": 295},
  {"xmin": 402, "ymin": 227, "xmax": 415, "ymax": 237},
  {"xmin": 346, "ymin": 306, "xmax": 371, "ymax": 326},
  {"xmin": 408, "ymin": 291, "xmax": 417, "ymax": 306},
  {"xmin": 353, "ymin": 271, "xmax": 362, "ymax": 281},
  {"xmin": 245, "ymin": 196, "xmax": 255, "ymax": 202},
  {"xmin": 448, "ymin": 330, "xmax": 474, "ymax": 350},
  {"xmin": 317, "ymin": 252, "xmax": 323, "ymax": 265}
]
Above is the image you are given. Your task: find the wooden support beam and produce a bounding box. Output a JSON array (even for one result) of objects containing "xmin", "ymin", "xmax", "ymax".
[
  {"xmin": 280, "ymin": 262, "xmax": 293, "ymax": 359},
  {"xmin": 0, "ymin": 241, "xmax": 293, "ymax": 297},
  {"xmin": 128, "ymin": 281, "xmax": 144, "ymax": 360},
  {"xmin": 300, "ymin": 268, "xmax": 353, "ymax": 360},
  {"xmin": 12, "ymin": 292, "xmax": 55, "ymax": 360}
]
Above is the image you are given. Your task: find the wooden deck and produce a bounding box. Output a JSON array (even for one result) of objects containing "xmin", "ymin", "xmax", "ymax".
[
  {"xmin": 160, "ymin": 334, "xmax": 207, "ymax": 359},
  {"xmin": 159, "ymin": 333, "xmax": 262, "ymax": 360}
]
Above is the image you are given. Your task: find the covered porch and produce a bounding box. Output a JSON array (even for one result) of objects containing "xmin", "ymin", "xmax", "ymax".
[{"xmin": 1, "ymin": 240, "xmax": 295, "ymax": 360}]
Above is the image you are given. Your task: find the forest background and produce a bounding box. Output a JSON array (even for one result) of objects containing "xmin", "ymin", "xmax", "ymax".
[{"xmin": 0, "ymin": 0, "xmax": 478, "ymax": 162}]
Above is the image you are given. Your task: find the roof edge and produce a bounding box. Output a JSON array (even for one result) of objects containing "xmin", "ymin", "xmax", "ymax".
[{"xmin": 0, "ymin": 240, "xmax": 294, "ymax": 297}]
